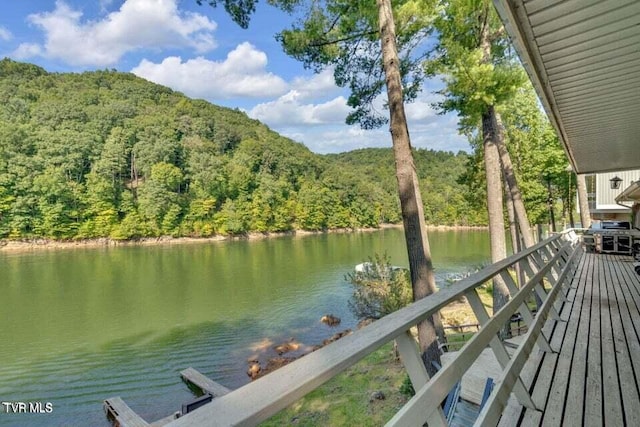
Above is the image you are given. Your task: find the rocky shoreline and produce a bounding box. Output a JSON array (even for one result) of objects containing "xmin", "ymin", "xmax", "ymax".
[
  {"xmin": 0, "ymin": 223, "xmax": 486, "ymax": 253},
  {"xmin": 245, "ymin": 314, "xmax": 357, "ymax": 381}
]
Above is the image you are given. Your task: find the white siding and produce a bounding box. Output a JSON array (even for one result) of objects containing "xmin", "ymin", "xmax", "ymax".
[{"xmin": 596, "ymin": 170, "xmax": 640, "ymax": 210}]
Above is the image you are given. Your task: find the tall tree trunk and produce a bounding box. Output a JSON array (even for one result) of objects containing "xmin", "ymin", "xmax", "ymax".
[
  {"xmin": 480, "ymin": 18, "xmax": 510, "ymax": 330},
  {"xmin": 547, "ymin": 179, "xmax": 556, "ymax": 232},
  {"xmin": 566, "ymin": 170, "xmax": 575, "ymax": 227},
  {"xmin": 494, "ymin": 112, "xmax": 535, "ymax": 248},
  {"xmin": 411, "ymin": 169, "xmax": 446, "ymax": 346},
  {"xmin": 483, "ymin": 107, "xmax": 510, "ymax": 334},
  {"xmin": 576, "ymin": 173, "xmax": 591, "ymax": 229},
  {"xmin": 377, "ymin": 0, "xmax": 442, "ymax": 376},
  {"xmin": 504, "ymin": 172, "xmax": 518, "ymax": 254},
  {"xmin": 504, "ymin": 174, "xmax": 523, "ymax": 287}
]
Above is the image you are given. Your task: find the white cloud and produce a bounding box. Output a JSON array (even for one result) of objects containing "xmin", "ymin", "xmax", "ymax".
[
  {"xmin": 249, "ymin": 91, "xmax": 351, "ymax": 126},
  {"xmin": 132, "ymin": 43, "xmax": 288, "ymax": 99},
  {"xmin": 0, "ymin": 26, "xmax": 12, "ymax": 41},
  {"xmin": 248, "ymin": 77, "xmax": 468, "ymax": 153},
  {"xmin": 289, "ymin": 117, "xmax": 468, "ymax": 154},
  {"xmin": 290, "ymin": 68, "xmax": 342, "ymax": 101},
  {"xmin": 12, "ymin": 43, "xmax": 43, "ymax": 59},
  {"xmin": 307, "ymin": 127, "xmax": 390, "ymax": 153},
  {"xmin": 22, "ymin": 0, "xmax": 217, "ymax": 66},
  {"xmin": 405, "ymin": 98, "xmax": 438, "ymax": 122}
]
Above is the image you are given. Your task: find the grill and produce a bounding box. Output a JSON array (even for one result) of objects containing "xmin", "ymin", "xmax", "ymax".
[{"xmin": 585, "ymin": 221, "xmax": 640, "ymax": 255}]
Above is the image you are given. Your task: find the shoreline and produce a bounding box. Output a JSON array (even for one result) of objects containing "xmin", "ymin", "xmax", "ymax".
[{"xmin": 0, "ymin": 223, "xmax": 487, "ymax": 253}]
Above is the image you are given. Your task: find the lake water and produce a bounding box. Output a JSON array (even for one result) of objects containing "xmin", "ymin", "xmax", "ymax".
[{"xmin": 0, "ymin": 228, "xmax": 490, "ymax": 426}]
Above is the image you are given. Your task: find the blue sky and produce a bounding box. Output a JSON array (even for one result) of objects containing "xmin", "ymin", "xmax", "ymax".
[{"xmin": 0, "ymin": 0, "xmax": 469, "ymax": 154}]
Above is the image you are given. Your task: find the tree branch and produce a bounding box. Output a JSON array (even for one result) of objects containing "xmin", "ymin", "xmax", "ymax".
[{"xmin": 308, "ymin": 30, "xmax": 379, "ymax": 48}]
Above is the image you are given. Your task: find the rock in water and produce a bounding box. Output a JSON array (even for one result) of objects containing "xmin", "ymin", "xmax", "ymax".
[
  {"xmin": 320, "ymin": 314, "xmax": 341, "ymax": 326},
  {"xmin": 247, "ymin": 362, "xmax": 261, "ymax": 379}
]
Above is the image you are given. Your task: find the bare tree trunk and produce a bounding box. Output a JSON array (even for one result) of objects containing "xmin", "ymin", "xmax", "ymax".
[
  {"xmin": 505, "ymin": 166, "xmax": 518, "ymax": 255},
  {"xmin": 480, "ymin": 20, "xmax": 510, "ymax": 333},
  {"xmin": 377, "ymin": 0, "xmax": 442, "ymax": 376},
  {"xmin": 565, "ymin": 168, "xmax": 574, "ymax": 227},
  {"xmin": 483, "ymin": 107, "xmax": 510, "ymax": 336},
  {"xmin": 576, "ymin": 173, "xmax": 591, "ymax": 229},
  {"xmin": 547, "ymin": 179, "xmax": 556, "ymax": 232},
  {"xmin": 505, "ymin": 174, "xmax": 523, "ymax": 288},
  {"xmin": 494, "ymin": 112, "xmax": 535, "ymax": 248},
  {"xmin": 411, "ymin": 169, "xmax": 446, "ymax": 345}
]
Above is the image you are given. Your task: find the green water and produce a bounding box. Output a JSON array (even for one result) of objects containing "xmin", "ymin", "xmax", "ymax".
[{"xmin": 0, "ymin": 228, "xmax": 490, "ymax": 426}]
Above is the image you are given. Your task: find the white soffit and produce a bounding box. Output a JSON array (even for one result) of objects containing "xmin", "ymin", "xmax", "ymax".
[{"xmin": 493, "ymin": 0, "xmax": 640, "ymax": 174}]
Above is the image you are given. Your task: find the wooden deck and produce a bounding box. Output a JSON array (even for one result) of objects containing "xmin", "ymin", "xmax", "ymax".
[{"xmin": 500, "ymin": 252, "xmax": 640, "ymax": 426}]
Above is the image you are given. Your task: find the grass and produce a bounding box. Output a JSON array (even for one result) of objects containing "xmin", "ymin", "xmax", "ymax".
[
  {"xmin": 260, "ymin": 280, "xmax": 538, "ymax": 425},
  {"xmin": 260, "ymin": 343, "xmax": 408, "ymax": 426}
]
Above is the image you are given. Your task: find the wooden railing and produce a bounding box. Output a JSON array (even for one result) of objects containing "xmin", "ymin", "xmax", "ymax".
[{"xmin": 167, "ymin": 231, "xmax": 581, "ymax": 427}]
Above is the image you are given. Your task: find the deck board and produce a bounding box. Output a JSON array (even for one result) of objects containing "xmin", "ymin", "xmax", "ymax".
[
  {"xmin": 564, "ymin": 249, "xmax": 593, "ymax": 426},
  {"xmin": 584, "ymin": 252, "xmax": 603, "ymax": 427},
  {"xmin": 499, "ymin": 252, "xmax": 584, "ymax": 427},
  {"xmin": 501, "ymin": 252, "xmax": 640, "ymax": 426},
  {"xmin": 600, "ymin": 256, "xmax": 623, "ymax": 425},
  {"xmin": 542, "ymin": 250, "xmax": 591, "ymax": 426},
  {"xmin": 522, "ymin": 257, "xmax": 581, "ymax": 427},
  {"xmin": 609, "ymin": 256, "xmax": 640, "ymax": 425}
]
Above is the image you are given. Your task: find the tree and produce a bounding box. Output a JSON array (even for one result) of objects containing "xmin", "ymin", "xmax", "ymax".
[
  {"xmin": 376, "ymin": 0, "xmax": 443, "ymax": 370},
  {"xmin": 347, "ymin": 254, "xmax": 412, "ymax": 320},
  {"xmin": 0, "ymin": 56, "xmax": 481, "ymax": 246},
  {"xmin": 576, "ymin": 174, "xmax": 591, "ymax": 229},
  {"xmin": 498, "ymin": 83, "xmax": 556, "ymax": 226},
  {"xmin": 198, "ymin": 0, "xmax": 445, "ymax": 372},
  {"xmin": 427, "ymin": 0, "xmax": 532, "ymax": 320}
]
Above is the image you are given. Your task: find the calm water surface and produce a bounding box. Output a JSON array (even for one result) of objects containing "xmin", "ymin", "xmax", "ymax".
[{"xmin": 0, "ymin": 228, "xmax": 490, "ymax": 426}]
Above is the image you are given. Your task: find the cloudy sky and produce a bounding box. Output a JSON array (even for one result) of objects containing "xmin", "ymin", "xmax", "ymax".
[{"xmin": 0, "ymin": 0, "xmax": 469, "ymax": 154}]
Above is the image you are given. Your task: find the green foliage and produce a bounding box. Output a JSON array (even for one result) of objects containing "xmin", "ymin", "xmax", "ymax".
[
  {"xmin": 328, "ymin": 148, "xmax": 478, "ymax": 226},
  {"xmin": 498, "ymin": 82, "xmax": 568, "ymax": 225},
  {"xmin": 399, "ymin": 374, "xmax": 416, "ymax": 397},
  {"xmin": 427, "ymin": 0, "xmax": 526, "ymax": 123},
  {"xmin": 275, "ymin": 0, "xmax": 436, "ymax": 129},
  {"xmin": 0, "ymin": 59, "xmax": 482, "ymax": 240},
  {"xmin": 347, "ymin": 254, "xmax": 413, "ymax": 320},
  {"xmin": 196, "ymin": 0, "xmax": 258, "ymax": 29}
]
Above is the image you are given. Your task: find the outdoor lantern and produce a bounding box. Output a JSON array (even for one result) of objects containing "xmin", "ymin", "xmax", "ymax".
[{"xmin": 610, "ymin": 175, "xmax": 623, "ymax": 190}]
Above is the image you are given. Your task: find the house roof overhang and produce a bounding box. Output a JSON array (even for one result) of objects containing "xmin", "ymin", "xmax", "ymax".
[
  {"xmin": 616, "ymin": 180, "xmax": 640, "ymax": 203},
  {"xmin": 492, "ymin": 0, "xmax": 640, "ymax": 175}
]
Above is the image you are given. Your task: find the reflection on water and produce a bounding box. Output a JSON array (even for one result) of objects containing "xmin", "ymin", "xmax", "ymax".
[{"xmin": 0, "ymin": 228, "xmax": 490, "ymax": 426}]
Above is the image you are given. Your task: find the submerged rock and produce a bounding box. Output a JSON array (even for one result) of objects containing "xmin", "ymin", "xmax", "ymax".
[
  {"xmin": 320, "ymin": 314, "xmax": 341, "ymax": 326},
  {"xmin": 322, "ymin": 329, "xmax": 352, "ymax": 346},
  {"xmin": 247, "ymin": 362, "xmax": 261, "ymax": 380},
  {"xmin": 273, "ymin": 339, "xmax": 301, "ymax": 355},
  {"xmin": 357, "ymin": 318, "xmax": 375, "ymax": 329}
]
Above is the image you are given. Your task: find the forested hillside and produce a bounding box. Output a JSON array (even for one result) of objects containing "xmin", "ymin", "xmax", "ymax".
[{"xmin": 0, "ymin": 59, "xmax": 479, "ymax": 240}]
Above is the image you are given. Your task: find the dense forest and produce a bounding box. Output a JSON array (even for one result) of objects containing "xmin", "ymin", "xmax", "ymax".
[{"xmin": 0, "ymin": 58, "xmax": 478, "ymax": 240}]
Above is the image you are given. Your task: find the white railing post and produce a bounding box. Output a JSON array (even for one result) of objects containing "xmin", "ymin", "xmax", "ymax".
[
  {"xmin": 465, "ymin": 289, "xmax": 538, "ymax": 410},
  {"xmin": 499, "ymin": 270, "xmax": 554, "ymax": 353},
  {"xmin": 474, "ymin": 243, "xmax": 581, "ymax": 426},
  {"xmin": 395, "ymin": 331, "xmax": 448, "ymax": 427}
]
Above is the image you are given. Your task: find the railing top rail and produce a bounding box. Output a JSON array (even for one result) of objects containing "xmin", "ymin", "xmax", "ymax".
[
  {"xmin": 167, "ymin": 233, "xmax": 567, "ymax": 427},
  {"xmin": 386, "ymin": 239, "xmax": 576, "ymax": 426}
]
